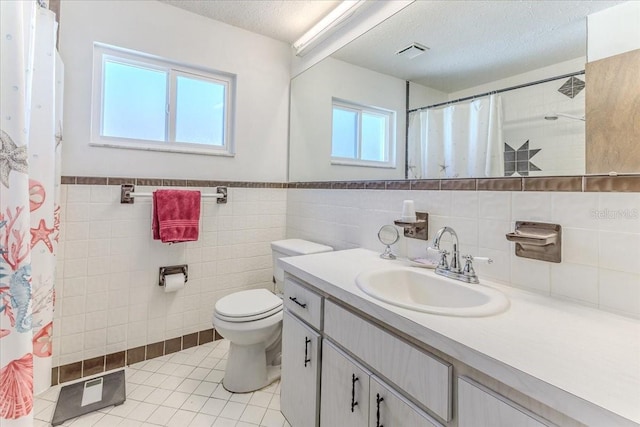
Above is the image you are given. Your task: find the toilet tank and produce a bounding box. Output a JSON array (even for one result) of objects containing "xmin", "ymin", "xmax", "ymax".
[{"xmin": 271, "ymin": 239, "xmax": 333, "ymax": 290}]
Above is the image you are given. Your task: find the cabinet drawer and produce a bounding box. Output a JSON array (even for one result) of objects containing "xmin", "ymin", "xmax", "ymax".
[
  {"xmin": 370, "ymin": 376, "xmax": 444, "ymax": 427},
  {"xmin": 324, "ymin": 300, "xmax": 452, "ymax": 421},
  {"xmin": 458, "ymin": 377, "xmax": 553, "ymax": 427},
  {"xmin": 284, "ymin": 278, "xmax": 323, "ymax": 330}
]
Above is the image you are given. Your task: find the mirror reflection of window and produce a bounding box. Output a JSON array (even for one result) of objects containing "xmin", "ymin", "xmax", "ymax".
[
  {"xmin": 331, "ymin": 106, "xmax": 358, "ymax": 158},
  {"xmin": 331, "ymin": 98, "xmax": 395, "ymax": 168}
]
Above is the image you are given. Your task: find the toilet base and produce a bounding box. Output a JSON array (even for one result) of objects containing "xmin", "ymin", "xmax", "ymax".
[{"xmin": 222, "ymin": 341, "xmax": 281, "ymax": 393}]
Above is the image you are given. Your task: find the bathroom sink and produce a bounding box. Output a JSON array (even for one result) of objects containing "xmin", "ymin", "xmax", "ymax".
[{"xmin": 355, "ymin": 267, "xmax": 509, "ymax": 317}]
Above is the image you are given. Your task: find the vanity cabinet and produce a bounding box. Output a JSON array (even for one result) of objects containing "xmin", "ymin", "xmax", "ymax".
[
  {"xmin": 281, "ymin": 310, "xmax": 321, "ymax": 427},
  {"xmin": 323, "ymin": 300, "xmax": 452, "ymax": 422},
  {"xmin": 458, "ymin": 377, "xmax": 553, "ymax": 427},
  {"xmin": 370, "ymin": 376, "xmax": 443, "ymax": 427},
  {"xmin": 282, "ymin": 277, "xmax": 325, "ymax": 427},
  {"xmin": 280, "ymin": 249, "xmax": 629, "ymax": 427},
  {"xmin": 321, "ymin": 340, "xmax": 442, "ymax": 427},
  {"xmin": 320, "ymin": 341, "xmax": 370, "ymax": 427}
]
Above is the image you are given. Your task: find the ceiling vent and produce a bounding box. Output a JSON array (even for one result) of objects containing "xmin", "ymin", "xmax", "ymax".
[{"xmin": 396, "ymin": 43, "xmax": 429, "ymax": 59}]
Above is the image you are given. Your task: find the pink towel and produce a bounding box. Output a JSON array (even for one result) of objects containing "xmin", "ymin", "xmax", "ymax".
[{"xmin": 152, "ymin": 189, "xmax": 201, "ymax": 243}]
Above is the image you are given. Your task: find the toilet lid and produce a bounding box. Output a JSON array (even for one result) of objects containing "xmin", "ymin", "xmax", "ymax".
[{"xmin": 215, "ymin": 289, "xmax": 283, "ymax": 319}]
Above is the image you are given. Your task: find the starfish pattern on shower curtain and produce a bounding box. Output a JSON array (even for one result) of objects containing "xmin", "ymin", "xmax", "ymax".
[
  {"xmin": 29, "ymin": 219, "xmax": 54, "ymax": 252},
  {"xmin": 0, "ymin": 130, "xmax": 29, "ymax": 188}
]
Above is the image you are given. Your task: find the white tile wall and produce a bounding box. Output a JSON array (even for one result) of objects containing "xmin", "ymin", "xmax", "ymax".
[
  {"xmin": 53, "ymin": 186, "xmax": 287, "ymax": 367},
  {"xmin": 501, "ymin": 78, "xmax": 586, "ymax": 176},
  {"xmin": 287, "ymin": 189, "xmax": 640, "ymax": 318},
  {"xmin": 53, "ymin": 185, "xmax": 638, "ymax": 367}
]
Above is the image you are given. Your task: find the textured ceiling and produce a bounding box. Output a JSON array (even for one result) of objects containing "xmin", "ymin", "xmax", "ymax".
[
  {"xmin": 159, "ymin": 0, "xmax": 341, "ymax": 44},
  {"xmin": 331, "ymin": 0, "xmax": 624, "ymax": 93}
]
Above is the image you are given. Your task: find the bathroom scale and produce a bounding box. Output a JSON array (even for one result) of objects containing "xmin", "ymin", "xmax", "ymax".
[{"xmin": 51, "ymin": 370, "xmax": 126, "ymax": 426}]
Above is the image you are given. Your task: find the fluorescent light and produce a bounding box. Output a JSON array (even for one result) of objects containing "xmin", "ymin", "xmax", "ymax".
[{"xmin": 293, "ymin": 0, "xmax": 366, "ymax": 56}]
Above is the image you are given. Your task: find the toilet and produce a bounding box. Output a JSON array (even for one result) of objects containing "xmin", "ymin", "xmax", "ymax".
[{"xmin": 213, "ymin": 239, "xmax": 333, "ymax": 393}]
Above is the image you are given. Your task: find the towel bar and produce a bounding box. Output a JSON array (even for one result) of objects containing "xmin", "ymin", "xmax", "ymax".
[{"xmin": 120, "ymin": 184, "xmax": 227, "ymax": 204}]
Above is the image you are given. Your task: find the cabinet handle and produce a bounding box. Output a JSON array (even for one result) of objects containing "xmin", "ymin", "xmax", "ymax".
[
  {"xmin": 350, "ymin": 374, "xmax": 359, "ymax": 412},
  {"xmin": 289, "ymin": 296, "xmax": 307, "ymax": 309},
  {"xmin": 376, "ymin": 393, "xmax": 384, "ymax": 427},
  {"xmin": 304, "ymin": 337, "xmax": 311, "ymax": 367}
]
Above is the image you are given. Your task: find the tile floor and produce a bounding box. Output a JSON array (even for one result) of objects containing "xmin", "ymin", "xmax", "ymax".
[{"xmin": 34, "ymin": 340, "xmax": 290, "ymax": 427}]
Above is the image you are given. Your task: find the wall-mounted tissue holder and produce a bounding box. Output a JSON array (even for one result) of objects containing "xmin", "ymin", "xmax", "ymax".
[
  {"xmin": 394, "ymin": 212, "xmax": 428, "ymax": 240},
  {"xmin": 159, "ymin": 264, "xmax": 188, "ymax": 287},
  {"xmin": 506, "ymin": 221, "xmax": 562, "ymax": 263}
]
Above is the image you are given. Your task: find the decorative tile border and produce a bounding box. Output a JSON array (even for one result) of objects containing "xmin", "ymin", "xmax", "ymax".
[
  {"xmin": 440, "ymin": 179, "xmax": 476, "ymax": 191},
  {"xmin": 522, "ymin": 176, "xmax": 582, "ymax": 192},
  {"xmin": 53, "ymin": 328, "xmax": 220, "ymax": 385},
  {"xmin": 584, "ymin": 175, "xmax": 640, "ymax": 192},
  {"xmin": 60, "ymin": 175, "xmax": 640, "ymax": 192},
  {"xmin": 60, "ymin": 176, "xmax": 285, "ymax": 188}
]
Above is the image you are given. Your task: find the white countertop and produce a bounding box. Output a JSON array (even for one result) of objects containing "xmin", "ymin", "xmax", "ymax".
[{"xmin": 281, "ymin": 248, "xmax": 640, "ymax": 427}]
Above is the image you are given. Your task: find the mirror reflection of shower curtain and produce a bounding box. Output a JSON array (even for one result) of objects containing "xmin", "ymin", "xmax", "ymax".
[{"xmin": 411, "ymin": 94, "xmax": 503, "ymax": 179}]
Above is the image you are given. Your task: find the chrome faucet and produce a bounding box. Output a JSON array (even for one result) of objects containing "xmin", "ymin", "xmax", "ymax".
[
  {"xmin": 431, "ymin": 226, "xmax": 461, "ymax": 273},
  {"xmin": 429, "ymin": 226, "xmax": 492, "ymax": 284}
]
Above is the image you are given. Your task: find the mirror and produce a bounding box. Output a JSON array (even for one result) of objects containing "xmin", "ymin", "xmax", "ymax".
[{"xmin": 288, "ymin": 0, "xmax": 626, "ymax": 182}]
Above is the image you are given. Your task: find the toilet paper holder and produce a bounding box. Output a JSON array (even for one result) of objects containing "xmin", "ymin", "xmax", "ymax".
[{"xmin": 159, "ymin": 264, "xmax": 188, "ymax": 287}]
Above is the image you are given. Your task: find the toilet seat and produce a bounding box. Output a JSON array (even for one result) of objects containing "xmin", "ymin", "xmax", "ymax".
[
  {"xmin": 215, "ymin": 289, "xmax": 283, "ymax": 323},
  {"xmin": 215, "ymin": 305, "xmax": 282, "ymax": 323}
]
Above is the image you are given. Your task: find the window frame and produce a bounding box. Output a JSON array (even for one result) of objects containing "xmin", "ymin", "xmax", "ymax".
[
  {"xmin": 91, "ymin": 43, "xmax": 236, "ymax": 156},
  {"xmin": 330, "ymin": 98, "xmax": 396, "ymax": 168}
]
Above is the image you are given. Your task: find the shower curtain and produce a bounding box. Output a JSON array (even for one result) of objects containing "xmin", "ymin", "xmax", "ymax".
[
  {"xmin": 408, "ymin": 94, "xmax": 503, "ymax": 179},
  {"xmin": 1, "ymin": 1, "xmax": 62, "ymax": 424}
]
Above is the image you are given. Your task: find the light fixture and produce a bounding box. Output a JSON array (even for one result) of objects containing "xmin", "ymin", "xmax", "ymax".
[
  {"xmin": 293, "ymin": 0, "xmax": 367, "ymax": 57},
  {"xmin": 396, "ymin": 42, "xmax": 430, "ymax": 59}
]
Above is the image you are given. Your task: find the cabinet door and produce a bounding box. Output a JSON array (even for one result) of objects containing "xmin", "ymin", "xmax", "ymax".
[
  {"xmin": 369, "ymin": 376, "xmax": 443, "ymax": 427},
  {"xmin": 320, "ymin": 341, "xmax": 370, "ymax": 427},
  {"xmin": 325, "ymin": 300, "xmax": 452, "ymax": 421},
  {"xmin": 458, "ymin": 377, "xmax": 552, "ymax": 427},
  {"xmin": 281, "ymin": 311, "xmax": 321, "ymax": 427}
]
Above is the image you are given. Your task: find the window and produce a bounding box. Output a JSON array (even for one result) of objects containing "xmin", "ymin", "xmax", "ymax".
[
  {"xmin": 331, "ymin": 98, "xmax": 395, "ymax": 167},
  {"xmin": 92, "ymin": 43, "xmax": 235, "ymax": 155}
]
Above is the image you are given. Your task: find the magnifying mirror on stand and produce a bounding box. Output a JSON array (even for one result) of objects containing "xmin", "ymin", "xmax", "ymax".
[{"xmin": 378, "ymin": 225, "xmax": 400, "ymax": 260}]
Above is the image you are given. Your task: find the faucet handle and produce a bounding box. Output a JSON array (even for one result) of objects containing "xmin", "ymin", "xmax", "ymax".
[
  {"xmin": 436, "ymin": 249, "xmax": 449, "ymax": 270},
  {"xmin": 463, "ymin": 255, "xmax": 493, "ymax": 264},
  {"xmin": 462, "ymin": 255, "xmax": 493, "ymax": 279}
]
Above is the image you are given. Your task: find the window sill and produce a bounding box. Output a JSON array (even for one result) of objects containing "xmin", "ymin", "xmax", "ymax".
[
  {"xmin": 90, "ymin": 140, "xmax": 235, "ymax": 157},
  {"xmin": 331, "ymin": 158, "xmax": 396, "ymax": 169}
]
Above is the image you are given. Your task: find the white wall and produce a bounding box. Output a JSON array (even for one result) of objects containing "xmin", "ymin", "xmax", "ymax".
[
  {"xmin": 289, "ymin": 57, "xmax": 406, "ymax": 182},
  {"xmin": 449, "ymin": 57, "xmax": 586, "ymax": 100},
  {"xmin": 287, "ymin": 189, "xmax": 640, "ymax": 318},
  {"xmin": 59, "ymin": 0, "xmax": 291, "ymax": 182},
  {"xmin": 53, "ymin": 185, "xmax": 286, "ymax": 367},
  {"xmin": 588, "ymin": 1, "xmax": 640, "ymax": 62},
  {"xmin": 408, "ymin": 82, "xmax": 447, "ymax": 111}
]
